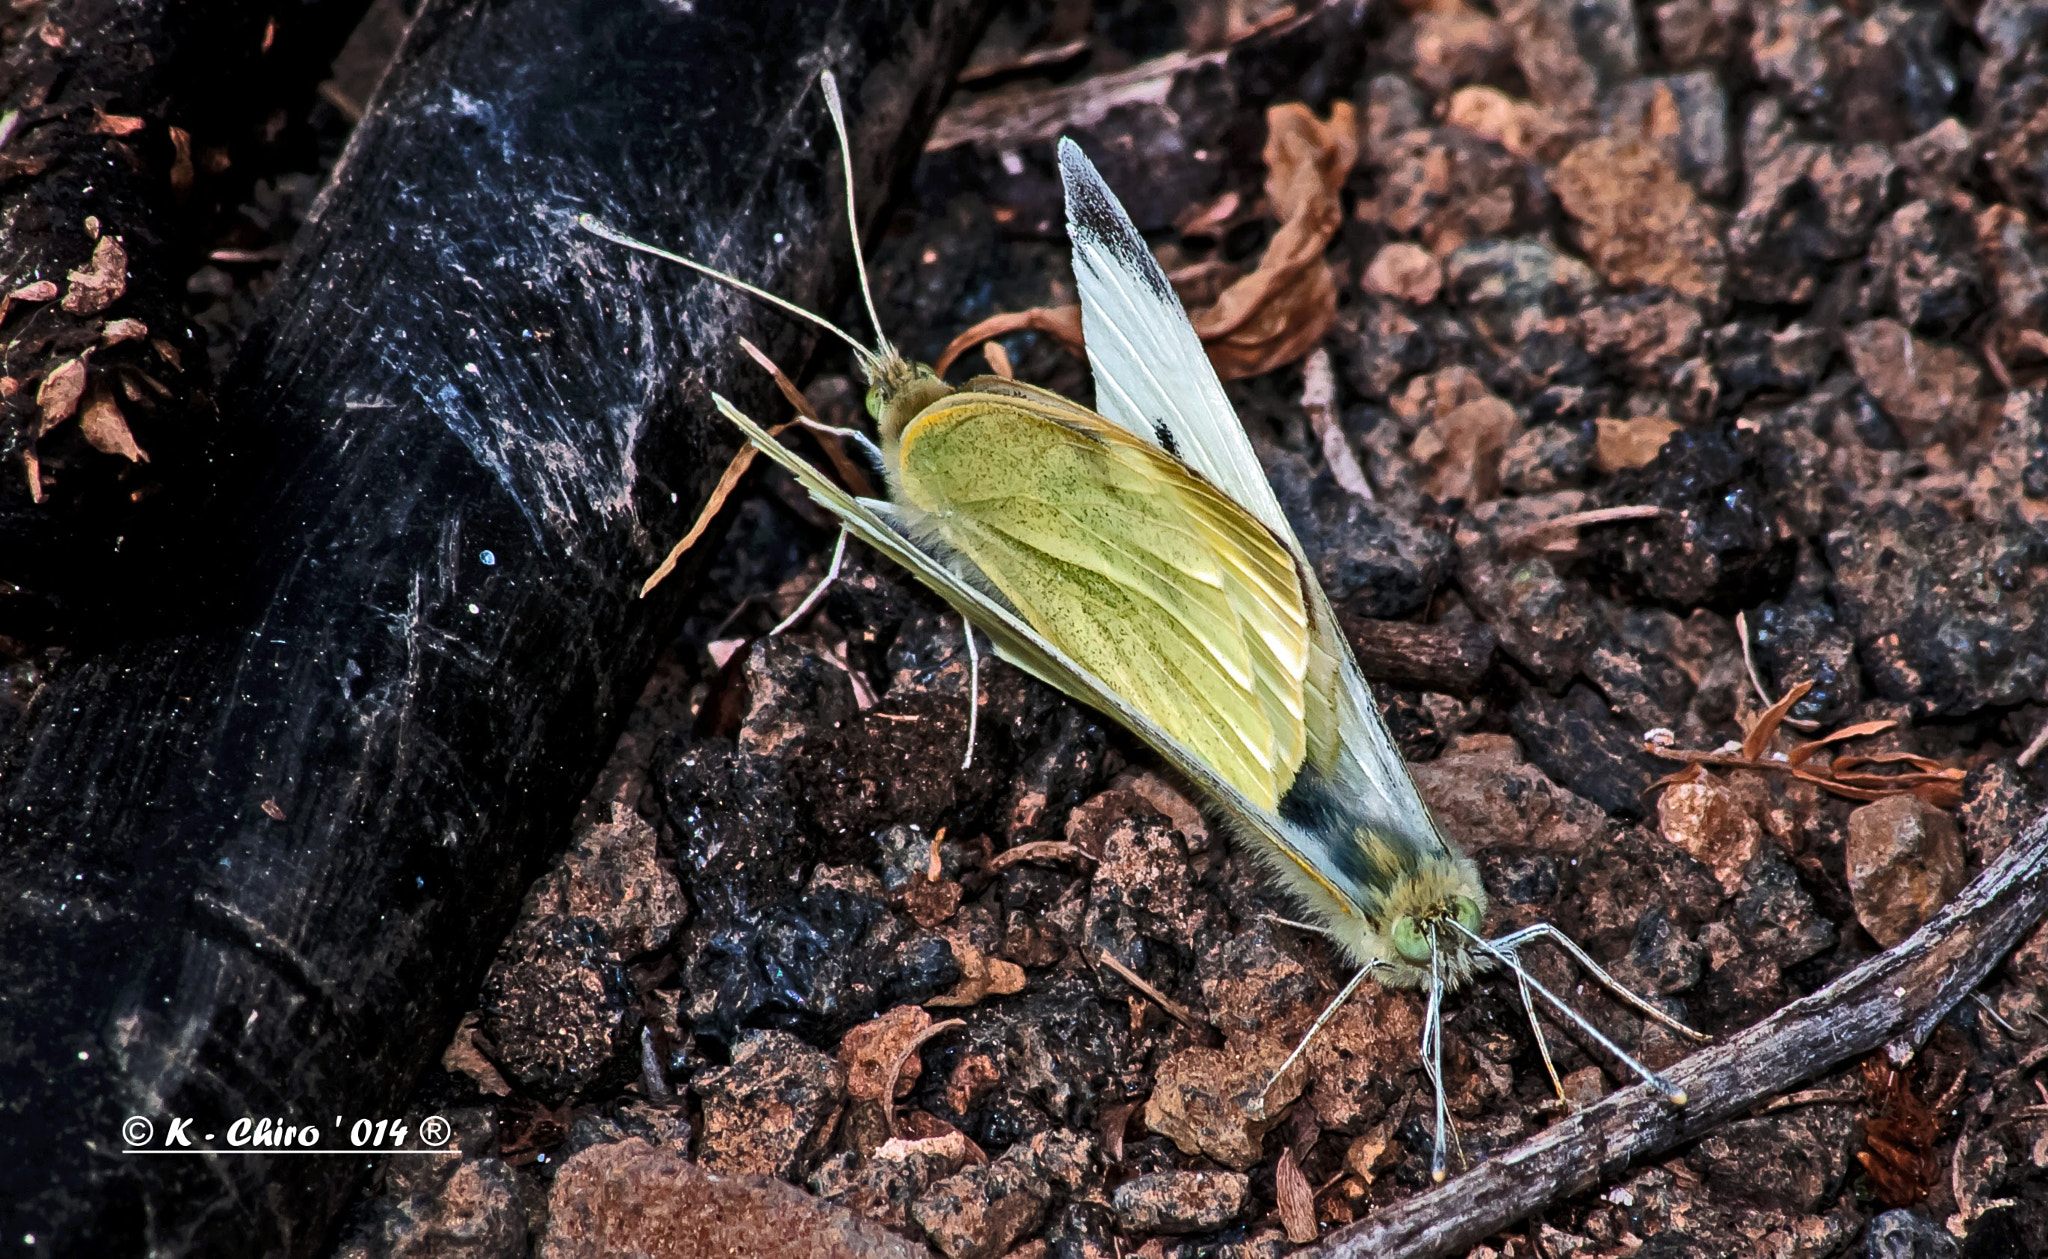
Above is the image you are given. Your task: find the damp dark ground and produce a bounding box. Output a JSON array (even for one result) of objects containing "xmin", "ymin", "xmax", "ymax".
[{"xmin": 84, "ymin": 0, "xmax": 2048, "ymax": 1255}]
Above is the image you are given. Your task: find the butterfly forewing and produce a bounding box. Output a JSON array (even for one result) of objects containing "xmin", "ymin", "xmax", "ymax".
[{"xmin": 1058, "ymin": 138, "xmax": 1298, "ymax": 547}]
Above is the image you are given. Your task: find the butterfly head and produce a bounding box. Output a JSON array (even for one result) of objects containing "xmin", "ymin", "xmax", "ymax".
[
  {"xmin": 1364, "ymin": 855, "xmax": 1489, "ymax": 990},
  {"xmin": 862, "ymin": 346, "xmax": 951, "ymax": 445}
]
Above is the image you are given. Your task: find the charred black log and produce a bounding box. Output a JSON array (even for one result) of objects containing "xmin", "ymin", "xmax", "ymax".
[
  {"xmin": 0, "ymin": 0, "xmax": 375, "ymax": 639},
  {"xmin": 0, "ymin": 0, "xmax": 990, "ymax": 1253}
]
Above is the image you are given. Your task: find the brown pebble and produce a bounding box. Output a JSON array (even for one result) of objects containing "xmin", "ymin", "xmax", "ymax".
[
  {"xmin": 1846, "ymin": 796, "xmax": 1965, "ymax": 947},
  {"xmin": 910, "ymin": 1150, "xmax": 1052, "ymax": 1259},
  {"xmin": 1363, "ymin": 242, "xmax": 1442, "ymax": 305},
  {"xmin": 1657, "ymin": 775, "xmax": 1763, "ymax": 895},
  {"xmin": 1110, "ymin": 1169, "xmax": 1251, "ymax": 1234},
  {"xmin": 1144, "ymin": 1034, "xmax": 1306, "ymax": 1169},
  {"xmin": 543, "ymin": 1137, "xmax": 924, "ymax": 1259},
  {"xmin": 694, "ymin": 1029, "xmax": 846, "ymax": 1180}
]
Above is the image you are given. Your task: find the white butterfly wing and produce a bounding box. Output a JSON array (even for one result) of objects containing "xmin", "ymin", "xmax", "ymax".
[
  {"xmin": 1057, "ymin": 137, "xmax": 1447, "ymax": 865},
  {"xmin": 1058, "ymin": 138, "xmax": 1297, "ymax": 546}
]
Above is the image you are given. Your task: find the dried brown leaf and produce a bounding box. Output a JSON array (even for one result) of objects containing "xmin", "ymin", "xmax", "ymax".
[
  {"xmin": 93, "ymin": 111, "xmax": 145, "ymax": 136},
  {"xmin": 1742, "ymin": 680, "xmax": 1813, "ymax": 760},
  {"xmin": 934, "ymin": 305, "xmax": 1085, "ymax": 377},
  {"xmin": 1276, "ymin": 1146, "xmax": 1319, "ymax": 1244},
  {"xmin": 934, "ymin": 101, "xmax": 1357, "ymax": 383}
]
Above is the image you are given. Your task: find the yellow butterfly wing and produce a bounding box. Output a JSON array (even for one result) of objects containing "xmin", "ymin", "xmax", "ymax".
[{"xmin": 891, "ymin": 392, "xmax": 1310, "ymax": 811}]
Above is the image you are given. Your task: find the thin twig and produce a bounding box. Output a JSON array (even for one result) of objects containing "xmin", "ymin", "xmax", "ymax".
[
  {"xmin": 1495, "ymin": 505, "xmax": 1665, "ymax": 552},
  {"xmin": 1097, "ymin": 949, "xmax": 1208, "ymax": 1031},
  {"xmin": 2017, "ymin": 716, "xmax": 2048, "ymax": 769},
  {"xmin": 1300, "ymin": 807, "xmax": 2048, "ymax": 1259},
  {"xmin": 986, "ymin": 840, "xmax": 1098, "ymax": 873}
]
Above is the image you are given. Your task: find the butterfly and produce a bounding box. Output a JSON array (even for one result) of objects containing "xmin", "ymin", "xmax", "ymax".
[{"xmin": 580, "ymin": 70, "xmax": 1706, "ymax": 1181}]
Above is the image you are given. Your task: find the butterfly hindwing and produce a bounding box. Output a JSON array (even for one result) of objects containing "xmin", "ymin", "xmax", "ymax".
[{"xmin": 893, "ymin": 391, "xmax": 1311, "ymax": 810}]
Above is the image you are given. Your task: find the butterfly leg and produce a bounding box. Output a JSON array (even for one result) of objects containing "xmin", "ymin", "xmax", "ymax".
[
  {"xmin": 1488, "ymin": 921, "xmax": 1709, "ymax": 1043},
  {"xmin": 770, "ymin": 528, "xmax": 849, "ymax": 636},
  {"xmin": 1505, "ymin": 952, "xmax": 1571, "ymax": 1109},
  {"xmin": 962, "ymin": 619, "xmax": 981, "ymax": 771},
  {"xmin": 1422, "ymin": 929, "xmax": 1459, "ymax": 1182},
  {"xmin": 1451, "ymin": 920, "xmax": 1691, "ymax": 1105},
  {"xmin": 1251, "ymin": 959, "xmax": 1382, "ymax": 1118}
]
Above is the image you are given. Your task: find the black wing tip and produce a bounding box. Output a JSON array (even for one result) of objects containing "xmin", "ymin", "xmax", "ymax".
[{"xmin": 1056, "ymin": 137, "xmax": 1176, "ymax": 305}]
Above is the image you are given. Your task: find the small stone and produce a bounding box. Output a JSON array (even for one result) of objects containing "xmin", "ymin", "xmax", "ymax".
[
  {"xmin": 1552, "ymin": 138, "xmax": 1726, "ymax": 302},
  {"xmin": 1895, "ymin": 120, "xmax": 1974, "ymax": 201},
  {"xmin": 1866, "ymin": 1208, "xmax": 1960, "ymax": 1259},
  {"xmin": 1499, "ymin": 423, "xmax": 1593, "ymax": 494},
  {"xmin": 1657, "ymin": 776, "xmax": 1763, "ymax": 896},
  {"xmin": 1846, "ymin": 796, "xmax": 1966, "ymax": 947},
  {"xmin": 910, "ymin": 1150, "xmax": 1053, "ymax": 1259},
  {"xmin": 1593, "ymin": 416, "xmax": 1679, "ymax": 473},
  {"xmin": 1363, "ymin": 242, "xmax": 1441, "ymax": 305},
  {"xmin": 1408, "ymin": 733, "xmax": 1610, "ymax": 855},
  {"xmin": 695, "ymin": 1029, "xmax": 847, "ymax": 1180},
  {"xmin": 1144, "ymin": 1035, "xmax": 1306, "ymax": 1169},
  {"xmin": 1843, "ymin": 319, "xmax": 1983, "ymax": 448},
  {"xmin": 811, "ymin": 1132, "xmax": 976, "ymax": 1234},
  {"xmin": 1686, "ymin": 1105, "xmax": 1859, "ymax": 1212},
  {"xmin": 1500, "ymin": 0, "xmax": 1640, "ymax": 121},
  {"xmin": 542, "ymin": 1137, "xmax": 924, "ymax": 1259},
  {"xmin": 1196, "ymin": 921, "xmax": 1315, "ymax": 1037},
  {"xmin": 1110, "ymin": 1170, "xmax": 1251, "ymax": 1234},
  {"xmin": 1507, "ymin": 686, "xmax": 1667, "ymax": 821},
  {"xmin": 1601, "ymin": 72, "xmax": 1732, "ymax": 197},
  {"xmin": 1009, "ymin": 1127, "xmax": 1098, "ymax": 1193}
]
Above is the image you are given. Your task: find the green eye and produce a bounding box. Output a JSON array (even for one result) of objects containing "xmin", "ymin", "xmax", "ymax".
[
  {"xmin": 865, "ymin": 385, "xmax": 885, "ymax": 421},
  {"xmin": 1453, "ymin": 896, "xmax": 1482, "ymax": 937},
  {"xmin": 1391, "ymin": 916, "xmax": 1431, "ymax": 965}
]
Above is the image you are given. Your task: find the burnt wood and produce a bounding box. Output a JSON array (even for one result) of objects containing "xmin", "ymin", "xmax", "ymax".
[
  {"xmin": 0, "ymin": 0, "xmax": 990, "ymax": 1253},
  {"xmin": 0, "ymin": 0, "xmax": 373, "ymax": 638},
  {"xmin": 1342, "ymin": 615, "xmax": 1498, "ymax": 698}
]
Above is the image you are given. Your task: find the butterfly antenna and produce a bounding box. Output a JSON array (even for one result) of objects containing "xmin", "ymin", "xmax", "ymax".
[
  {"xmin": 818, "ymin": 70, "xmax": 891, "ymax": 357},
  {"xmin": 576, "ymin": 214, "xmax": 880, "ymax": 375},
  {"xmin": 1450, "ymin": 920, "xmax": 1690, "ymax": 1106},
  {"xmin": 1252, "ymin": 960, "xmax": 1381, "ymax": 1118}
]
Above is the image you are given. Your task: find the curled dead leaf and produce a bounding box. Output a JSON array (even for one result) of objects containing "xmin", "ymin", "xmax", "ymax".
[
  {"xmin": 94, "ymin": 112, "xmax": 146, "ymax": 136},
  {"xmin": 936, "ymin": 100, "xmax": 1358, "ymax": 382},
  {"xmin": 62, "ymin": 236, "xmax": 127, "ymax": 315},
  {"xmin": 168, "ymin": 125, "xmax": 194, "ymax": 198}
]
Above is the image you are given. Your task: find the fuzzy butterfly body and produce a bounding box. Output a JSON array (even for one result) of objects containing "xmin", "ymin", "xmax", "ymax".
[{"xmin": 583, "ymin": 74, "xmax": 1702, "ymax": 1182}]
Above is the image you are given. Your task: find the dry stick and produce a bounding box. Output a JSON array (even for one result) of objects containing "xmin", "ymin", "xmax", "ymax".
[
  {"xmin": 1302, "ymin": 806, "xmax": 2048, "ymax": 1259},
  {"xmin": 1097, "ymin": 949, "xmax": 1208, "ymax": 1031}
]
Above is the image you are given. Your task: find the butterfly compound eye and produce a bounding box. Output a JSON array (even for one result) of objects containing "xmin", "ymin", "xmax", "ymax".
[
  {"xmin": 1454, "ymin": 896, "xmax": 1482, "ymax": 937},
  {"xmin": 865, "ymin": 383, "xmax": 886, "ymax": 421},
  {"xmin": 1391, "ymin": 916, "xmax": 1431, "ymax": 965}
]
